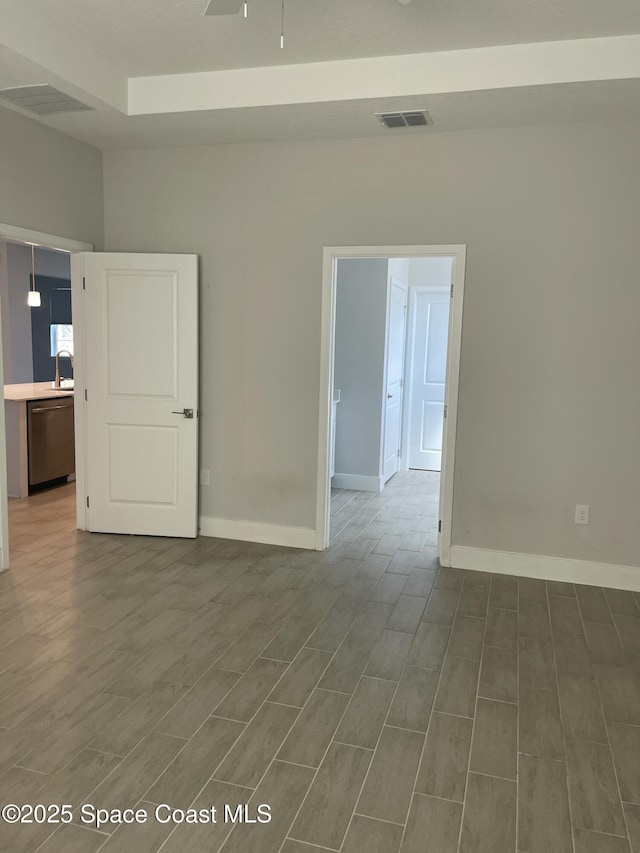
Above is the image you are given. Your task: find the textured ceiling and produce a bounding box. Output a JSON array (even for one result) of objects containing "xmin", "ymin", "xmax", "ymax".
[
  {"xmin": 2, "ymin": 1, "xmax": 640, "ymax": 149},
  {"xmin": 7, "ymin": 79, "xmax": 639, "ymax": 151},
  {"xmin": 16, "ymin": 0, "xmax": 640, "ymax": 76}
]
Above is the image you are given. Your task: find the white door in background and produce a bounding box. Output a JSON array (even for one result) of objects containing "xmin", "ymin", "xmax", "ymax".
[
  {"xmin": 383, "ymin": 279, "xmax": 408, "ymax": 483},
  {"xmin": 407, "ymin": 286, "xmax": 450, "ymax": 471},
  {"xmin": 81, "ymin": 253, "xmax": 199, "ymax": 537}
]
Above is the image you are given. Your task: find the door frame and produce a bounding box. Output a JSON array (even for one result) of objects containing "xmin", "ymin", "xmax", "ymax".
[
  {"xmin": 316, "ymin": 244, "xmax": 466, "ymax": 567},
  {"xmin": 401, "ymin": 283, "xmax": 452, "ymax": 474},
  {"xmin": 0, "ymin": 222, "xmax": 92, "ymax": 570}
]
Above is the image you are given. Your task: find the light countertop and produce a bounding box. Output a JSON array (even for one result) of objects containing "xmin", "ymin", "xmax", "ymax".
[{"xmin": 4, "ymin": 382, "xmax": 74, "ymax": 402}]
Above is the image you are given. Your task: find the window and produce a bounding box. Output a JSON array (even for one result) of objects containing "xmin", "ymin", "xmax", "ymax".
[{"xmin": 50, "ymin": 324, "xmax": 74, "ymax": 357}]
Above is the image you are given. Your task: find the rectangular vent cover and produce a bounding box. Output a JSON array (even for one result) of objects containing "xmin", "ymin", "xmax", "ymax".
[
  {"xmin": 0, "ymin": 85, "xmax": 93, "ymax": 116},
  {"xmin": 376, "ymin": 110, "xmax": 432, "ymax": 129}
]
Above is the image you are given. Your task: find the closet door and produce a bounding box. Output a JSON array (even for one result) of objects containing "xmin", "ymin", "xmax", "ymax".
[
  {"xmin": 406, "ymin": 286, "xmax": 450, "ymax": 471},
  {"xmin": 383, "ymin": 278, "xmax": 408, "ymax": 483}
]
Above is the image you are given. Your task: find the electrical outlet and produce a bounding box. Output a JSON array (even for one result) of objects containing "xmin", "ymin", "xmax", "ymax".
[
  {"xmin": 199, "ymin": 469, "xmax": 210, "ymax": 487},
  {"xmin": 575, "ymin": 504, "xmax": 589, "ymax": 525}
]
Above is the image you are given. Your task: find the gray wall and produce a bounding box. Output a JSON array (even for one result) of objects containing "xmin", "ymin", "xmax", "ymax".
[
  {"xmin": 334, "ymin": 258, "xmax": 388, "ymax": 480},
  {"xmin": 0, "ymin": 106, "xmax": 103, "ymax": 248},
  {"xmin": 0, "ymin": 245, "xmax": 9, "ymax": 388},
  {"xmin": 103, "ymin": 120, "xmax": 640, "ymax": 567},
  {"xmin": 0, "ymin": 244, "xmax": 71, "ymax": 384},
  {"xmin": 0, "ymin": 241, "xmax": 32, "ymax": 384}
]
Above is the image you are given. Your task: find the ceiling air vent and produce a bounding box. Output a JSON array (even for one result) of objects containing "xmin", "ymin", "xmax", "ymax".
[
  {"xmin": 0, "ymin": 85, "xmax": 93, "ymax": 116},
  {"xmin": 376, "ymin": 110, "xmax": 432, "ymax": 129}
]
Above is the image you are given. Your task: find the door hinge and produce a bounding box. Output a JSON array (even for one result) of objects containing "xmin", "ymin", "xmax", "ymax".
[
  {"xmin": 450, "ymin": 283, "xmax": 454, "ymax": 297},
  {"xmin": 444, "ymin": 404, "xmax": 447, "ymax": 418},
  {"xmin": 438, "ymin": 519, "xmax": 442, "ymax": 533},
  {"xmin": 83, "ymin": 277, "xmax": 86, "ymax": 290},
  {"xmin": 86, "ymin": 496, "xmax": 90, "ymax": 508},
  {"xmin": 84, "ymin": 389, "xmax": 88, "ymax": 402}
]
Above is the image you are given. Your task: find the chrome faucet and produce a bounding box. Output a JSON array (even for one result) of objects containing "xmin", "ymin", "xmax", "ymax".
[{"xmin": 55, "ymin": 350, "xmax": 74, "ymax": 388}]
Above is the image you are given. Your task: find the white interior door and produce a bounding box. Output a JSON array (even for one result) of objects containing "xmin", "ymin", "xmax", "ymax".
[
  {"xmin": 407, "ymin": 286, "xmax": 450, "ymax": 470},
  {"xmin": 383, "ymin": 279, "xmax": 408, "ymax": 483},
  {"xmin": 81, "ymin": 253, "xmax": 199, "ymax": 537}
]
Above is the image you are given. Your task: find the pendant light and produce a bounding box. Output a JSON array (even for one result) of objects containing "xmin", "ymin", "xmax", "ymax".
[
  {"xmin": 27, "ymin": 243, "xmax": 41, "ymax": 308},
  {"xmin": 280, "ymin": 0, "xmax": 285, "ymax": 48}
]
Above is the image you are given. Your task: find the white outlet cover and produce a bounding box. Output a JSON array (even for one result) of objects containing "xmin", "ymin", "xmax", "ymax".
[{"xmin": 575, "ymin": 504, "xmax": 590, "ymax": 525}]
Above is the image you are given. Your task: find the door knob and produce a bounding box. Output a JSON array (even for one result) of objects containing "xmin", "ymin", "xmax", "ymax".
[
  {"xmin": 387, "ymin": 394, "xmax": 394, "ymax": 399},
  {"xmin": 171, "ymin": 408, "xmax": 194, "ymax": 418}
]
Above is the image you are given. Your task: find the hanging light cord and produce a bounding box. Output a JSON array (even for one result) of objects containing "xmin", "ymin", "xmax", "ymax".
[{"xmin": 240, "ymin": 0, "xmax": 285, "ymax": 49}]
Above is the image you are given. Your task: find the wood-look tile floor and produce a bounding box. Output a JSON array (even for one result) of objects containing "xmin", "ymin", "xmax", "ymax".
[{"xmin": 1, "ymin": 474, "xmax": 639, "ymax": 852}]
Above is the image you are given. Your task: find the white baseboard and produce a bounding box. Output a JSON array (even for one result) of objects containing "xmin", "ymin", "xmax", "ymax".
[
  {"xmin": 450, "ymin": 545, "xmax": 640, "ymax": 592},
  {"xmin": 199, "ymin": 516, "xmax": 316, "ymax": 550},
  {"xmin": 331, "ymin": 473, "xmax": 384, "ymax": 492}
]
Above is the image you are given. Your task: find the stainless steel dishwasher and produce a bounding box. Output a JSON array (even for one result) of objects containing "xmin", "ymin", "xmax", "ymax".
[{"xmin": 27, "ymin": 396, "xmax": 75, "ymax": 490}]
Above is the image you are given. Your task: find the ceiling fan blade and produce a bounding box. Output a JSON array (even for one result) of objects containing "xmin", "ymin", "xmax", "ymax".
[{"xmin": 204, "ymin": 0, "xmax": 244, "ymax": 14}]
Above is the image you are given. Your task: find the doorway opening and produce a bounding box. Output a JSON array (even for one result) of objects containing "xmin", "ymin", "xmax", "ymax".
[
  {"xmin": 316, "ymin": 245, "xmax": 466, "ymax": 568},
  {"xmin": 0, "ymin": 223, "xmax": 92, "ymax": 570},
  {"xmin": 0, "ymin": 227, "xmax": 200, "ymax": 572}
]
